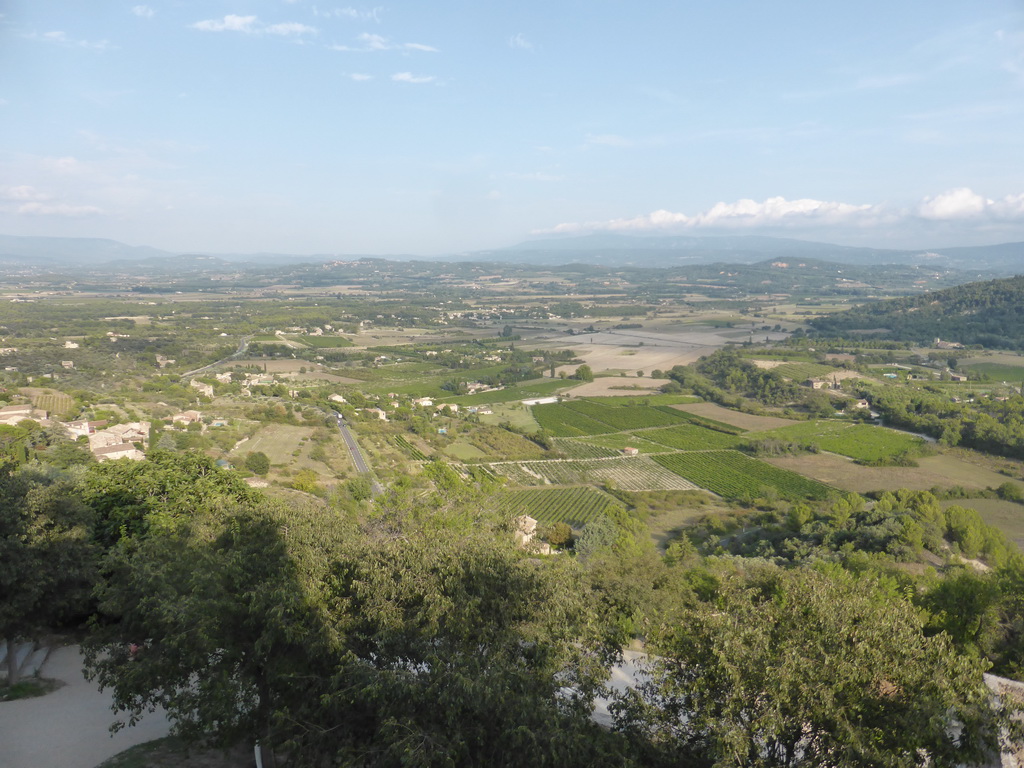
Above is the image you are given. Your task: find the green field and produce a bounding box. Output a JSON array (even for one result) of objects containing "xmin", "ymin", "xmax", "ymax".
[
  {"xmin": 497, "ymin": 486, "xmax": 620, "ymax": 526},
  {"xmin": 961, "ymin": 362, "xmax": 1024, "ymax": 382},
  {"xmin": 642, "ymin": 423, "xmax": 743, "ymax": 451},
  {"xmin": 653, "ymin": 450, "xmax": 835, "ymax": 501},
  {"xmin": 532, "ymin": 403, "xmax": 617, "ymax": 437},
  {"xmin": 751, "ymin": 420, "xmax": 925, "ymax": 463},
  {"xmin": 561, "ymin": 401, "xmax": 691, "ymax": 431}
]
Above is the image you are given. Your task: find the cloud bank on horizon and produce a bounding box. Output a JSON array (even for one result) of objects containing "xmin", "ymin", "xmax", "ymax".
[{"xmin": 538, "ymin": 189, "xmax": 1024, "ymax": 237}]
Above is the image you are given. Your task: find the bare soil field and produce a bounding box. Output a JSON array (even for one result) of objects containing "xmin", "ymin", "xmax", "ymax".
[
  {"xmin": 672, "ymin": 402, "xmax": 801, "ymax": 432},
  {"xmin": 763, "ymin": 453, "xmax": 1015, "ymax": 494},
  {"xmin": 560, "ymin": 378, "xmax": 663, "ymax": 397}
]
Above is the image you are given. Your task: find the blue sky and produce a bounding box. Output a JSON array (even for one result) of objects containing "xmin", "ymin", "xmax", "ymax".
[{"xmin": 1, "ymin": 1, "xmax": 1023, "ymax": 255}]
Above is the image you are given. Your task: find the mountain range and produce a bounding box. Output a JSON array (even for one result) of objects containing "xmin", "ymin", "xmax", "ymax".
[{"xmin": 1, "ymin": 232, "xmax": 1022, "ymax": 274}]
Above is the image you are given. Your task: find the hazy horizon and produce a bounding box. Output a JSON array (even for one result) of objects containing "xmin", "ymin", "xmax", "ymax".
[{"xmin": 2, "ymin": 2, "xmax": 1023, "ymax": 254}]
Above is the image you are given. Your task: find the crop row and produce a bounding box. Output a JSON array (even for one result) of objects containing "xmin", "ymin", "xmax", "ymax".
[
  {"xmin": 497, "ymin": 487, "xmax": 619, "ymax": 526},
  {"xmin": 491, "ymin": 456, "xmax": 699, "ymax": 492},
  {"xmin": 653, "ymin": 450, "xmax": 835, "ymax": 501},
  {"xmin": 392, "ymin": 435, "xmax": 428, "ymax": 460},
  {"xmin": 532, "ymin": 403, "xmax": 617, "ymax": 437},
  {"xmin": 562, "ymin": 400, "xmax": 690, "ymax": 431},
  {"xmin": 642, "ymin": 423, "xmax": 743, "ymax": 451}
]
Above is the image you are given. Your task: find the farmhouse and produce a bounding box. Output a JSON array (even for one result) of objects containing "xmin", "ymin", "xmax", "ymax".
[
  {"xmin": 0, "ymin": 404, "xmax": 47, "ymax": 426},
  {"xmin": 622, "ymin": 446, "xmax": 640, "ymax": 456},
  {"xmin": 190, "ymin": 380, "xmax": 214, "ymax": 398},
  {"xmin": 93, "ymin": 444, "xmax": 146, "ymax": 462}
]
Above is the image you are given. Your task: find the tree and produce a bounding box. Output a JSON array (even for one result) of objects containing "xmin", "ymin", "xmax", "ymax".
[
  {"xmin": 0, "ymin": 463, "xmax": 96, "ymax": 685},
  {"xmin": 79, "ymin": 450, "xmax": 260, "ymax": 548},
  {"xmin": 574, "ymin": 365, "xmax": 594, "ymax": 382},
  {"xmin": 616, "ymin": 564, "xmax": 1010, "ymax": 768},
  {"xmin": 244, "ymin": 451, "xmax": 270, "ymax": 476},
  {"xmin": 84, "ymin": 502, "xmax": 630, "ymax": 766}
]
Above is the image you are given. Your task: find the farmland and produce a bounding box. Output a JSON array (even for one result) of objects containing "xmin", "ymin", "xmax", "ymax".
[
  {"xmin": 557, "ymin": 433, "xmax": 670, "ymax": 458},
  {"xmin": 497, "ymin": 486, "xmax": 620, "ymax": 527},
  {"xmin": 751, "ymin": 420, "xmax": 926, "ymax": 463},
  {"xmin": 561, "ymin": 400, "xmax": 691, "ymax": 431},
  {"xmin": 532, "ymin": 403, "xmax": 617, "ymax": 437},
  {"xmin": 642, "ymin": 423, "xmax": 744, "ymax": 451},
  {"xmin": 31, "ymin": 391, "xmax": 77, "ymax": 419},
  {"xmin": 490, "ymin": 456, "xmax": 700, "ymax": 491},
  {"xmin": 653, "ymin": 450, "xmax": 836, "ymax": 501}
]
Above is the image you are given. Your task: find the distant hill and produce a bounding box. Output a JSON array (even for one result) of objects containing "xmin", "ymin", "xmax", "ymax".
[
  {"xmin": 0, "ymin": 232, "xmax": 1022, "ymax": 273},
  {"xmin": 468, "ymin": 235, "xmax": 1024, "ymax": 272},
  {"xmin": 810, "ymin": 274, "xmax": 1024, "ymax": 349},
  {"xmin": 0, "ymin": 234, "xmax": 171, "ymax": 266}
]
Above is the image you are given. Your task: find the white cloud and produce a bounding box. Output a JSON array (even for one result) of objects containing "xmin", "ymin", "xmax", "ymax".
[
  {"xmin": 509, "ymin": 33, "xmax": 532, "ymax": 50},
  {"xmin": 265, "ymin": 22, "xmax": 317, "ymax": 36},
  {"xmin": 16, "ymin": 202, "xmax": 103, "ymax": 217},
  {"xmin": 538, "ymin": 188, "xmax": 1024, "ymax": 236},
  {"xmin": 314, "ymin": 6, "xmax": 383, "ymax": 21},
  {"xmin": 392, "ymin": 72, "xmax": 434, "ymax": 84},
  {"xmin": 349, "ymin": 73, "xmax": 372, "ymax": 81},
  {"xmin": 193, "ymin": 15, "xmax": 258, "ymax": 33},
  {"xmin": 1, "ymin": 186, "xmax": 50, "ymax": 202},
  {"xmin": 917, "ymin": 188, "xmax": 991, "ymax": 220},
  {"xmin": 131, "ymin": 5, "xmax": 155, "ymax": 18},
  {"xmin": 191, "ymin": 15, "xmax": 317, "ymax": 36},
  {"xmin": 332, "ymin": 33, "xmax": 436, "ymax": 52}
]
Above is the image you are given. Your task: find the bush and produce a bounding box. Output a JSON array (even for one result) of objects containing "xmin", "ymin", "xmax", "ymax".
[{"xmin": 244, "ymin": 451, "xmax": 270, "ymax": 476}]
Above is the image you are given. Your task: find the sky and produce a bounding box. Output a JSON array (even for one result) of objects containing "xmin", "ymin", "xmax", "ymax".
[{"xmin": 1, "ymin": 1, "xmax": 1023, "ymax": 256}]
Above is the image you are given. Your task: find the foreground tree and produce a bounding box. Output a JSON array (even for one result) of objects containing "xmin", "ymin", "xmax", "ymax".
[
  {"xmin": 85, "ymin": 499, "xmax": 630, "ymax": 766},
  {"xmin": 0, "ymin": 462, "xmax": 96, "ymax": 685},
  {"xmin": 616, "ymin": 563, "xmax": 1012, "ymax": 768}
]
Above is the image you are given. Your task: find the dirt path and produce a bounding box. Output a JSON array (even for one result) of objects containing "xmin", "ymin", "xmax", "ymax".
[{"xmin": 0, "ymin": 644, "xmax": 170, "ymax": 768}]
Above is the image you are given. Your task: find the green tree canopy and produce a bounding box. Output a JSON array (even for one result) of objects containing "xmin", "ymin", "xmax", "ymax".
[{"xmin": 616, "ymin": 562, "xmax": 1009, "ymax": 768}]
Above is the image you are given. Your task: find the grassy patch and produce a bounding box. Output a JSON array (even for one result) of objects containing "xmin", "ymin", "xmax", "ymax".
[
  {"xmin": 0, "ymin": 677, "xmax": 64, "ymax": 701},
  {"xmin": 961, "ymin": 362, "xmax": 1024, "ymax": 382},
  {"xmin": 443, "ymin": 440, "xmax": 488, "ymax": 460},
  {"xmin": 751, "ymin": 421, "xmax": 925, "ymax": 463}
]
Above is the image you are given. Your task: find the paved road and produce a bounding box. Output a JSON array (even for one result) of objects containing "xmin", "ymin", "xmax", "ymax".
[
  {"xmin": 0, "ymin": 645, "xmax": 170, "ymax": 768},
  {"xmin": 330, "ymin": 413, "xmax": 384, "ymax": 496},
  {"xmin": 179, "ymin": 337, "xmax": 250, "ymax": 380}
]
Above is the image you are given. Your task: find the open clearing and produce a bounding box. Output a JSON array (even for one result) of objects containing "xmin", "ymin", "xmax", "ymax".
[
  {"xmin": 939, "ymin": 498, "xmax": 1024, "ymax": 549},
  {"xmin": 559, "ymin": 377, "xmax": 662, "ymax": 396},
  {"xmin": 763, "ymin": 452, "xmax": 1016, "ymax": 493},
  {"xmin": 672, "ymin": 402, "xmax": 800, "ymax": 432},
  {"xmin": 229, "ymin": 424, "xmax": 313, "ymax": 464}
]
